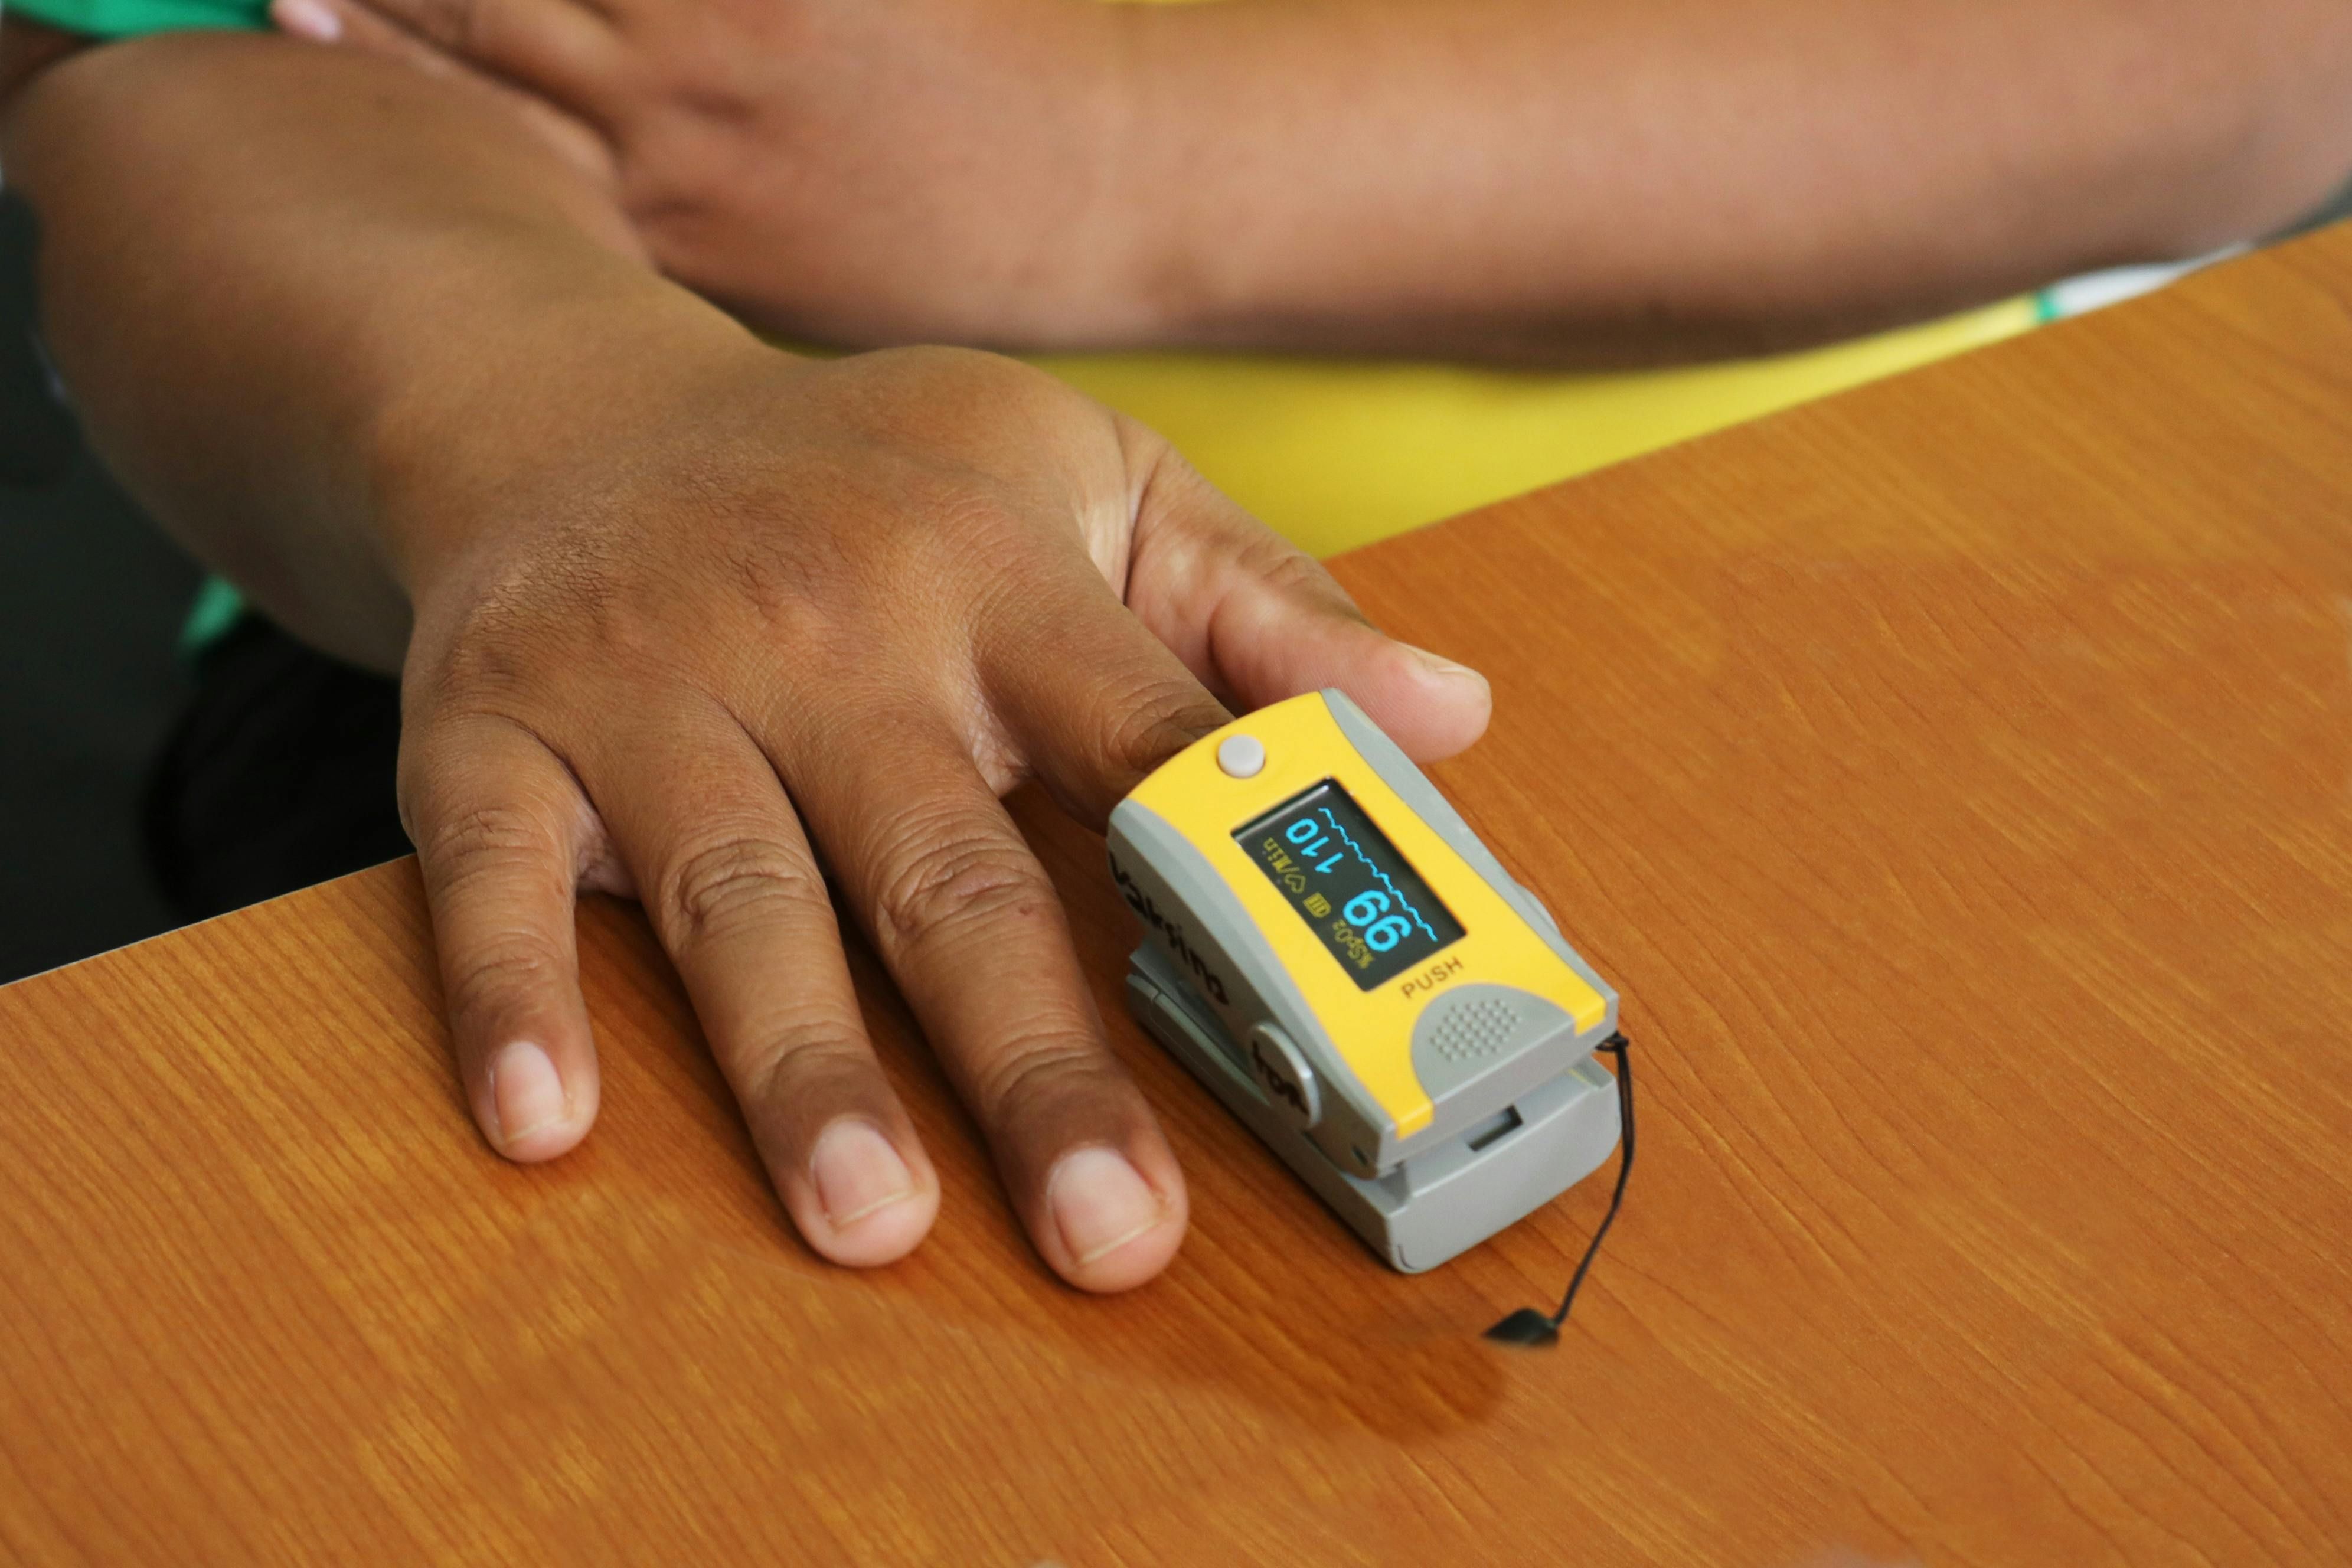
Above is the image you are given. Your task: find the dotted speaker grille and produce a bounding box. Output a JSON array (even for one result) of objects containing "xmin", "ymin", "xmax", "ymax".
[{"xmin": 1427, "ymin": 998, "xmax": 1521, "ymax": 1063}]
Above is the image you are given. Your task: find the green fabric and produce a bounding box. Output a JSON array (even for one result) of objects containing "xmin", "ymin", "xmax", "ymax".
[
  {"xmin": 6, "ymin": 0, "xmax": 262, "ymax": 34},
  {"xmin": 177, "ymin": 576, "xmax": 248, "ymax": 659}
]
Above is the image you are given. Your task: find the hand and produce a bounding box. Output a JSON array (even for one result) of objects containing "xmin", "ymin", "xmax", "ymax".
[
  {"xmin": 386, "ymin": 338, "xmax": 1489, "ymax": 1291},
  {"xmin": 272, "ymin": 0, "xmax": 1148, "ymax": 347}
]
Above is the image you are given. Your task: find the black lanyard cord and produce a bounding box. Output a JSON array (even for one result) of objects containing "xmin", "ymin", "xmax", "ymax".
[{"xmin": 1485, "ymin": 1031, "xmax": 1635, "ymax": 1347}]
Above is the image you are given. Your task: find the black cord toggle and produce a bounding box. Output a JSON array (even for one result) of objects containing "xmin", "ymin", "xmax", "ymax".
[{"xmin": 1486, "ymin": 1032, "xmax": 1634, "ymax": 1348}]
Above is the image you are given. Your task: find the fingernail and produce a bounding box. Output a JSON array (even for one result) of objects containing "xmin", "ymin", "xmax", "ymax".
[
  {"xmin": 273, "ymin": 0, "xmax": 342, "ymax": 41},
  {"xmin": 811, "ymin": 1119, "xmax": 915, "ymax": 1228},
  {"xmin": 1047, "ymin": 1146, "xmax": 1165, "ymax": 1266},
  {"xmin": 1404, "ymin": 643, "xmax": 1486, "ymax": 684},
  {"xmin": 488, "ymin": 1040, "xmax": 567, "ymax": 1144}
]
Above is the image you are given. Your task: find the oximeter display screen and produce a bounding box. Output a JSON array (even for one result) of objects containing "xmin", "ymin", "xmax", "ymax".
[{"xmin": 1236, "ymin": 781, "xmax": 1465, "ymax": 991}]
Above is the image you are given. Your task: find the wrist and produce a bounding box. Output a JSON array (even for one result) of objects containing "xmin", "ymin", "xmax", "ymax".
[{"xmin": 367, "ymin": 286, "xmax": 778, "ymax": 615}]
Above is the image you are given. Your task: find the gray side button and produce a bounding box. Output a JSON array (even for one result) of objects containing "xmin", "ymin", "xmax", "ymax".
[{"xmin": 1245, "ymin": 1023, "xmax": 1320, "ymax": 1129}]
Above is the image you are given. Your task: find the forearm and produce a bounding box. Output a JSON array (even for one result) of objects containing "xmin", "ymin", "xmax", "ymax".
[
  {"xmin": 1112, "ymin": 0, "xmax": 2352, "ymax": 361},
  {"xmin": 0, "ymin": 29, "xmax": 757, "ymax": 668}
]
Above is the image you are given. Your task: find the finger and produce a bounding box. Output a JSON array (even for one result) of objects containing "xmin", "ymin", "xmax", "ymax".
[
  {"xmin": 270, "ymin": 0, "xmax": 618, "ymax": 119},
  {"xmin": 576, "ymin": 703, "xmax": 940, "ymax": 1268},
  {"xmin": 782, "ymin": 710, "xmax": 1188, "ymax": 1293},
  {"xmin": 273, "ymin": 0, "xmax": 449, "ymax": 68},
  {"xmin": 399, "ymin": 712, "xmax": 602, "ymax": 1162},
  {"xmin": 270, "ymin": 0, "xmax": 618, "ymax": 184},
  {"xmin": 1121, "ymin": 435, "xmax": 1494, "ymax": 763},
  {"xmin": 980, "ymin": 556, "xmax": 1232, "ymax": 829}
]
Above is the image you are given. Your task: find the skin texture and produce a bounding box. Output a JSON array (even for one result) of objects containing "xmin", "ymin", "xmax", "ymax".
[
  {"xmin": 272, "ymin": 0, "xmax": 2352, "ymax": 362},
  {"xmin": 0, "ymin": 24, "xmax": 1492, "ymax": 1291}
]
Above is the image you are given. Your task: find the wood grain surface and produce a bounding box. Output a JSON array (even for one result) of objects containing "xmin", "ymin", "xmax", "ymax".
[{"xmin": 8, "ymin": 228, "xmax": 2352, "ymax": 1566}]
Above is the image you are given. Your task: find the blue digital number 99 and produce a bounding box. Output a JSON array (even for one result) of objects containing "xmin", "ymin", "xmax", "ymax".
[
  {"xmin": 1342, "ymin": 891, "xmax": 1415, "ymax": 952},
  {"xmin": 1243, "ymin": 779, "xmax": 1464, "ymax": 992}
]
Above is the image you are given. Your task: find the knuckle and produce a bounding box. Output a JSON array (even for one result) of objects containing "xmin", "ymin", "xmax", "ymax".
[
  {"xmin": 868, "ymin": 824, "xmax": 1050, "ymax": 961},
  {"xmin": 715, "ymin": 530, "xmax": 841, "ymax": 648},
  {"xmin": 617, "ymin": 138, "xmax": 723, "ymax": 253},
  {"xmin": 421, "ymin": 533, "xmax": 626, "ymax": 706},
  {"xmin": 663, "ymin": 76, "xmax": 762, "ymax": 133},
  {"xmin": 972, "ymin": 1037, "xmax": 1127, "ymax": 1130},
  {"xmin": 414, "ymin": 0, "xmax": 479, "ymax": 49},
  {"xmin": 445, "ymin": 929, "xmax": 569, "ymax": 1020},
  {"xmin": 422, "ymin": 632, "xmax": 528, "ymax": 712},
  {"xmin": 741, "ymin": 1026, "xmax": 876, "ymax": 1115},
  {"xmin": 1234, "ymin": 533, "xmax": 1348, "ymax": 611},
  {"xmin": 418, "ymin": 800, "xmax": 558, "ymax": 881},
  {"xmin": 1093, "ymin": 672, "xmax": 1224, "ymax": 782},
  {"xmin": 658, "ymin": 834, "xmax": 825, "ymax": 948}
]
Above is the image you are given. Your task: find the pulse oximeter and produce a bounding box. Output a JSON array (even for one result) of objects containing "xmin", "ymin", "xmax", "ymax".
[{"xmin": 1109, "ymin": 689, "xmax": 1625, "ymax": 1273}]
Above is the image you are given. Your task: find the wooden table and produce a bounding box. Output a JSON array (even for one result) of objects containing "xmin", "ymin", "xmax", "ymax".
[{"xmin": 8, "ymin": 230, "xmax": 2352, "ymax": 1567}]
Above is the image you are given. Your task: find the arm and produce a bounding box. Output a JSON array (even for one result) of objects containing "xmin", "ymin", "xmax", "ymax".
[
  {"xmin": 2, "ymin": 25, "xmax": 659, "ymax": 669},
  {"xmin": 274, "ymin": 0, "xmax": 2352, "ymax": 362},
  {"xmin": 1, "ymin": 27, "xmax": 1491, "ymax": 1285},
  {"xmin": 1119, "ymin": 0, "xmax": 2352, "ymax": 361}
]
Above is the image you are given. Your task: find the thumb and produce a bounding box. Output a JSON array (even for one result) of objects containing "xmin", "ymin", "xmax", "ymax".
[{"xmin": 1123, "ymin": 445, "xmax": 1492, "ymax": 763}]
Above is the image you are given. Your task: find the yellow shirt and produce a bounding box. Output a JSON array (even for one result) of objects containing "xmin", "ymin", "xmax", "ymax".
[{"xmin": 1033, "ymin": 302, "xmax": 2034, "ymax": 558}]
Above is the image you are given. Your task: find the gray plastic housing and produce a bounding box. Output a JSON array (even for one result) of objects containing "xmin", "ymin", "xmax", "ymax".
[
  {"xmin": 1126, "ymin": 942, "xmax": 1621, "ymax": 1272},
  {"xmin": 1104, "ymin": 688, "xmax": 1625, "ymax": 1269},
  {"xmin": 1105, "ymin": 689, "xmax": 1618, "ymax": 1177}
]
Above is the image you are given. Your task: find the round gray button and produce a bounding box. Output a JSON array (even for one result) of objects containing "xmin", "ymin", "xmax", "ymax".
[
  {"xmin": 1246, "ymin": 1023, "xmax": 1320, "ymax": 1130},
  {"xmin": 1216, "ymin": 733, "xmax": 1266, "ymax": 778}
]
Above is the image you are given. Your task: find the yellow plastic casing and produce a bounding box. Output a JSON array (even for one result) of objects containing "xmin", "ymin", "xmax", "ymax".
[{"xmin": 1124, "ymin": 692, "xmax": 1609, "ymax": 1139}]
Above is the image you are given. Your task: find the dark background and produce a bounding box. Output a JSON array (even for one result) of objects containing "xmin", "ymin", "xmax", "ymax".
[{"xmin": 1, "ymin": 202, "xmax": 202, "ymax": 984}]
